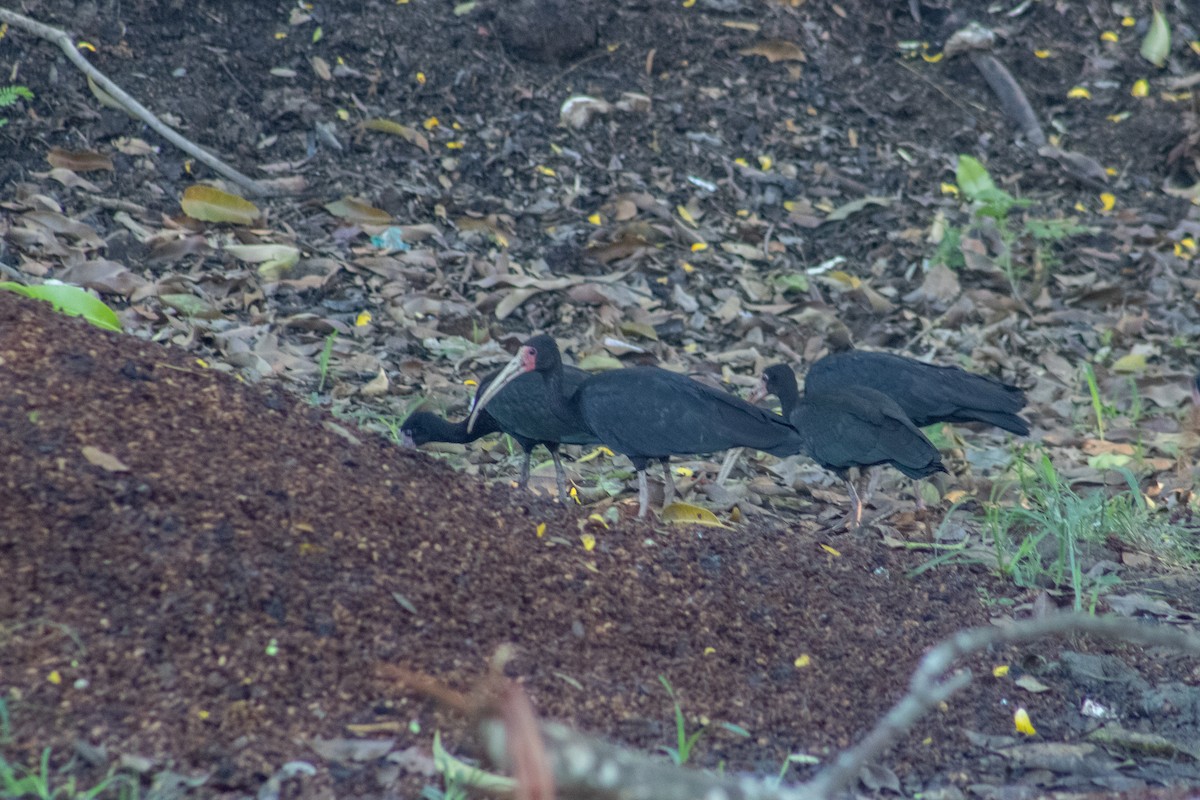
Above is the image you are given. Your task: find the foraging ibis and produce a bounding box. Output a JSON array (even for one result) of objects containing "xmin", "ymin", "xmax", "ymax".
[
  {"xmin": 805, "ymin": 349, "xmax": 1029, "ymax": 435},
  {"xmin": 752, "ymin": 364, "xmax": 947, "ymax": 529},
  {"xmin": 469, "ymin": 334, "xmax": 804, "ymax": 518},
  {"xmin": 402, "ymin": 366, "xmax": 595, "ymax": 499}
]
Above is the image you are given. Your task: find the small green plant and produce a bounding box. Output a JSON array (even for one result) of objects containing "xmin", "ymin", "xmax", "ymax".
[
  {"xmin": 0, "ymin": 282, "xmax": 121, "ymax": 332},
  {"xmin": 936, "ymin": 155, "xmax": 1093, "ymax": 302},
  {"xmin": 657, "ymin": 676, "xmax": 748, "ymax": 766},
  {"xmin": 987, "ymin": 451, "xmax": 1126, "ymax": 611},
  {"xmin": 421, "ymin": 731, "xmax": 512, "ymax": 800},
  {"xmin": 1082, "ymin": 363, "xmax": 1110, "ymax": 440},
  {"xmin": 0, "ymin": 748, "xmax": 137, "ymax": 799},
  {"xmin": 0, "ymin": 85, "xmax": 34, "ymax": 127},
  {"xmin": 315, "ymin": 330, "xmax": 338, "ymax": 394},
  {"xmin": 916, "ymin": 445, "xmax": 1183, "ymax": 610}
]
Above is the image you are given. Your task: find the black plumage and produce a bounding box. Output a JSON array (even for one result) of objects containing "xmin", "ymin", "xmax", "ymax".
[
  {"xmin": 469, "ymin": 335, "xmax": 804, "ymax": 517},
  {"xmin": 402, "ymin": 366, "xmax": 595, "ymax": 498},
  {"xmin": 754, "ymin": 364, "xmax": 947, "ymax": 529},
  {"xmin": 805, "ymin": 349, "xmax": 1029, "ymax": 435}
]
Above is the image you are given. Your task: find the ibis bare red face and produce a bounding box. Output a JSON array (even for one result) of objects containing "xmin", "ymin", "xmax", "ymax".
[
  {"xmin": 465, "ymin": 345, "xmax": 537, "ymax": 433},
  {"xmin": 520, "ymin": 344, "xmax": 538, "ymax": 372}
]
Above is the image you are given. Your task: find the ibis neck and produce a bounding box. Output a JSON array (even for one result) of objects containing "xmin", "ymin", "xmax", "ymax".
[
  {"xmin": 543, "ymin": 367, "xmax": 588, "ymax": 430},
  {"xmin": 775, "ymin": 375, "xmax": 801, "ymax": 416}
]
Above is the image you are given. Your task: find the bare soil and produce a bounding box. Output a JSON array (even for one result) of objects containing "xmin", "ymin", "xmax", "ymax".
[{"xmin": 2, "ymin": 0, "xmax": 1200, "ymax": 798}]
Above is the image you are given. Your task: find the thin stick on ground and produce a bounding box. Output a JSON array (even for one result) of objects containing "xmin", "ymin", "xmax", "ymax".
[
  {"xmin": 463, "ymin": 614, "xmax": 1200, "ymax": 800},
  {"xmin": 0, "ymin": 7, "xmax": 277, "ymax": 198}
]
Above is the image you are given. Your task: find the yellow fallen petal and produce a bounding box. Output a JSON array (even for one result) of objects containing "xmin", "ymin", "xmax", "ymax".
[
  {"xmin": 1014, "ymin": 707, "xmax": 1037, "ymax": 736},
  {"xmin": 940, "ymin": 182, "xmax": 959, "ymax": 196},
  {"xmin": 1067, "ymin": 86, "xmax": 1092, "ymax": 99},
  {"xmin": 355, "ymin": 311, "xmax": 372, "ymax": 326},
  {"xmin": 536, "ymin": 522, "xmax": 546, "ymax": 538},
  {"xmin": 704, "ymin": 646, "xmax": 716, "ymax": 655},
  {"xmin": 690, "ymin": 242, "xmax": 708, "ymax": 252},
  {"xmin": 1100, "ymin": 31, "xmax": 1119, "ymax": 43},
  {"xmin": 794, "ymin": 654, "xmax": 811, "ymax": 668},
  {"xmin": 993, "ymin": 665, "xmax": 1010, "ymax": 677},
  {"xmin": 1034, "ymin": 49, "xmax": 1052, "ymax": 58},
  {"xmin": 580, "ymin": 533, "xmax": 596, "ymax": 551},
  {"xmin": 587, "ymin": 213, "xmax": 602, "ymax": 225},
  {"xmin": 819, "ymin": 543, "xmax": 841, "ymax": 557},
  {"xmin": 48, "ymin": 670, "xmax": 62, "ymax": 685},
  {"xmin": 1100, "ymin": 192, "xmax": 1116, "ymax": 212}
]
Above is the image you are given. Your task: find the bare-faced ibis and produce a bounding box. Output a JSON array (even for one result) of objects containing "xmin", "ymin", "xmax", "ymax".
[
  {"xmin": 403, "ymin": 366, "xmax": 595, "ymax": 499},
  {"xmin": 752, "ymin": 364, "xmax": 947, "ymax": 529},
  {"xmin": 469, "ymin": 335, "xmax": 804, "ymax": 518},
  {"xmin": 805, "ymin": 349, "xmax": 1029, "ymax": 435}
]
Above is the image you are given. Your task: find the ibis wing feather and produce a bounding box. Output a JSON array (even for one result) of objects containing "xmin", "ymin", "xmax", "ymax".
[
  {"xmin": 806, "ymin": 350, "xmax": 1028, "ymax": 434},
  {"xmin": 578, "ymin": 367, "xmax": 801, "ymax": 459}
]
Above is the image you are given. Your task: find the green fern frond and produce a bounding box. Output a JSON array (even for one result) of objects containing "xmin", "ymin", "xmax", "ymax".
[{"xmin": 0, "ymin": 85, "xmax": 34, "ymax": 108}]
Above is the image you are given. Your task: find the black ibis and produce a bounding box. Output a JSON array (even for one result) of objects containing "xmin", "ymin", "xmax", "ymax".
[
  {"xmin": 468, "ymin": 335, "xmax": 804, "ymax": 518},
  {"xmin": 805, "ymin": 349, "xmax": 1029, "ymax": 435},
  {"xmin": 402, "ymin": 366, "xmax": 595, "ymax": 499},
  {"xmin": 751, "ymin": 364, "xmax": 947, "ymax": 529}
]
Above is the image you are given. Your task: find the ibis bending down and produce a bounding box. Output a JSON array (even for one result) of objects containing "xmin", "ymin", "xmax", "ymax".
[
  {"xmin": 469, "ymin": 335, "xmax": 804, "ymax": 518},
  {"xmin": 751, "ymin": 364, "xmax": 947, "ymax": 529},
  {"xmin": 402, "ymin": 366, "xmax": 595, "ymax": 499}
]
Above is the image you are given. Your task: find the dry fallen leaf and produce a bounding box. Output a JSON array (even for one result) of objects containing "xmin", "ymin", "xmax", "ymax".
[
  {"xmin": 180, "ymin": 185, "xmax": 261, "ymax": 225},
  {"xmin": 362, "ymin": 118, "xmax": 431, "ymax": 154},
  {"xmin": 81, "ymin": 445, "xmax": 130, "ymax": 473},
  {"xmin": 46, "ymin": 147, "xmax": 114, "ymax": 173},
  {"xmin": 738, "ymin": 39, "xmax": 807, "ymax": 63}
]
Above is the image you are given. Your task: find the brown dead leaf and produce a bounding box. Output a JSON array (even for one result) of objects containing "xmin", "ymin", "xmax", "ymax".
[
  {"xmin": 1081, "ymin": 439, "xmax": 1136, "ymax": 456},
  {"xmin": 325, "ymin": 197, "xmax": 393, "ymax": 226},
  {"xmin": 21, "ymin": 211, "xmax": 105, "ymax": 248},
  {"xmin": 362, "ymin": 118, "xmax": 431, "ymax": 154},
  {"xmin": 46, "ymin": 147, "xmax": 114, "ymax": 172},
  {"xmin": 60, "ymin": 259, "xmax": 149, "ymax": 297},
  {"xmin": 739, "ymin": 39, "xmax": 807, "ymax": 63},
  {"xmin": 82, "ymin": 445, "xmax": 130, "ymax": 472},
  {"xmin": 41, "ymin": 168, "xmax": 104, "ymax": 192},
  {"xmin": 360, "ymin": 368, "xmax": 390, "ymax": 397},
  {"xmin": 180, "ymin": 185, "xmax": 260, "ymax": 225}
]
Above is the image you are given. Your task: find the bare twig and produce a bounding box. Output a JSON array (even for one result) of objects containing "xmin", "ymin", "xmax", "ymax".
[
  {"xmin": 0, "ymin": 7, "xmax": 277, "ymax": 197},
  {"xmin": 471, "ymin": 614, "xmax": 1200, "ymax": 800}
]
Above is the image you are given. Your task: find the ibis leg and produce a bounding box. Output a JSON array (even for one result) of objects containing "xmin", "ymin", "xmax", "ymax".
[
  {"xmin": 716, "ymin": 447, "xmax": 741, "ymax": 485},
  {"xmin": 637, "ymin": 469, "xmax": 650, "ymax": 519},
  {"xmin": 549, "ymin": 445, "xmax": 568, "ymax": 501},
  {"xmin": 660, "ymin": 458, "xmax": 675, "ymax": 507},
  {"xmin": 863, "ymin": 466, "xmax": 881, "ymax": 506},
  {"xmin": 517, "ymin": 449, "xmax": 532, "ymax": 490},
  {"xmin": 845, "ymin": 477, "xmax": 863, "ymax": 531}
]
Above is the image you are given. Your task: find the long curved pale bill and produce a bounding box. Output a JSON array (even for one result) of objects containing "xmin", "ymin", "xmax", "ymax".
[
  {"xmin": 466, "ymin": 354, "xmax": 526, "ymax": 433},
  {"xmin": 747, "ymin": 378, "xmax": 768, "ymax": 405}
]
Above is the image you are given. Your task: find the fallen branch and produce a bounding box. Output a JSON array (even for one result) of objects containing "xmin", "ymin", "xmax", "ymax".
[
  {"xmin": 944, "ymin": 22, "xmax": 1108, "ymax": 190},
  {"xmin": 0, "ymin": 6, "xmax": 277, "ymax": 197},
  {"xmin": 462, "ymin": 614, "xmax": 1200, "ymax": 800}
]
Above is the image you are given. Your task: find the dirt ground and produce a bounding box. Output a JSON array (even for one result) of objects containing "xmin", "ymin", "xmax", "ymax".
[{"xmin": 2, "ymin": 0, "xmax": 1200, "ymax": 798}]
